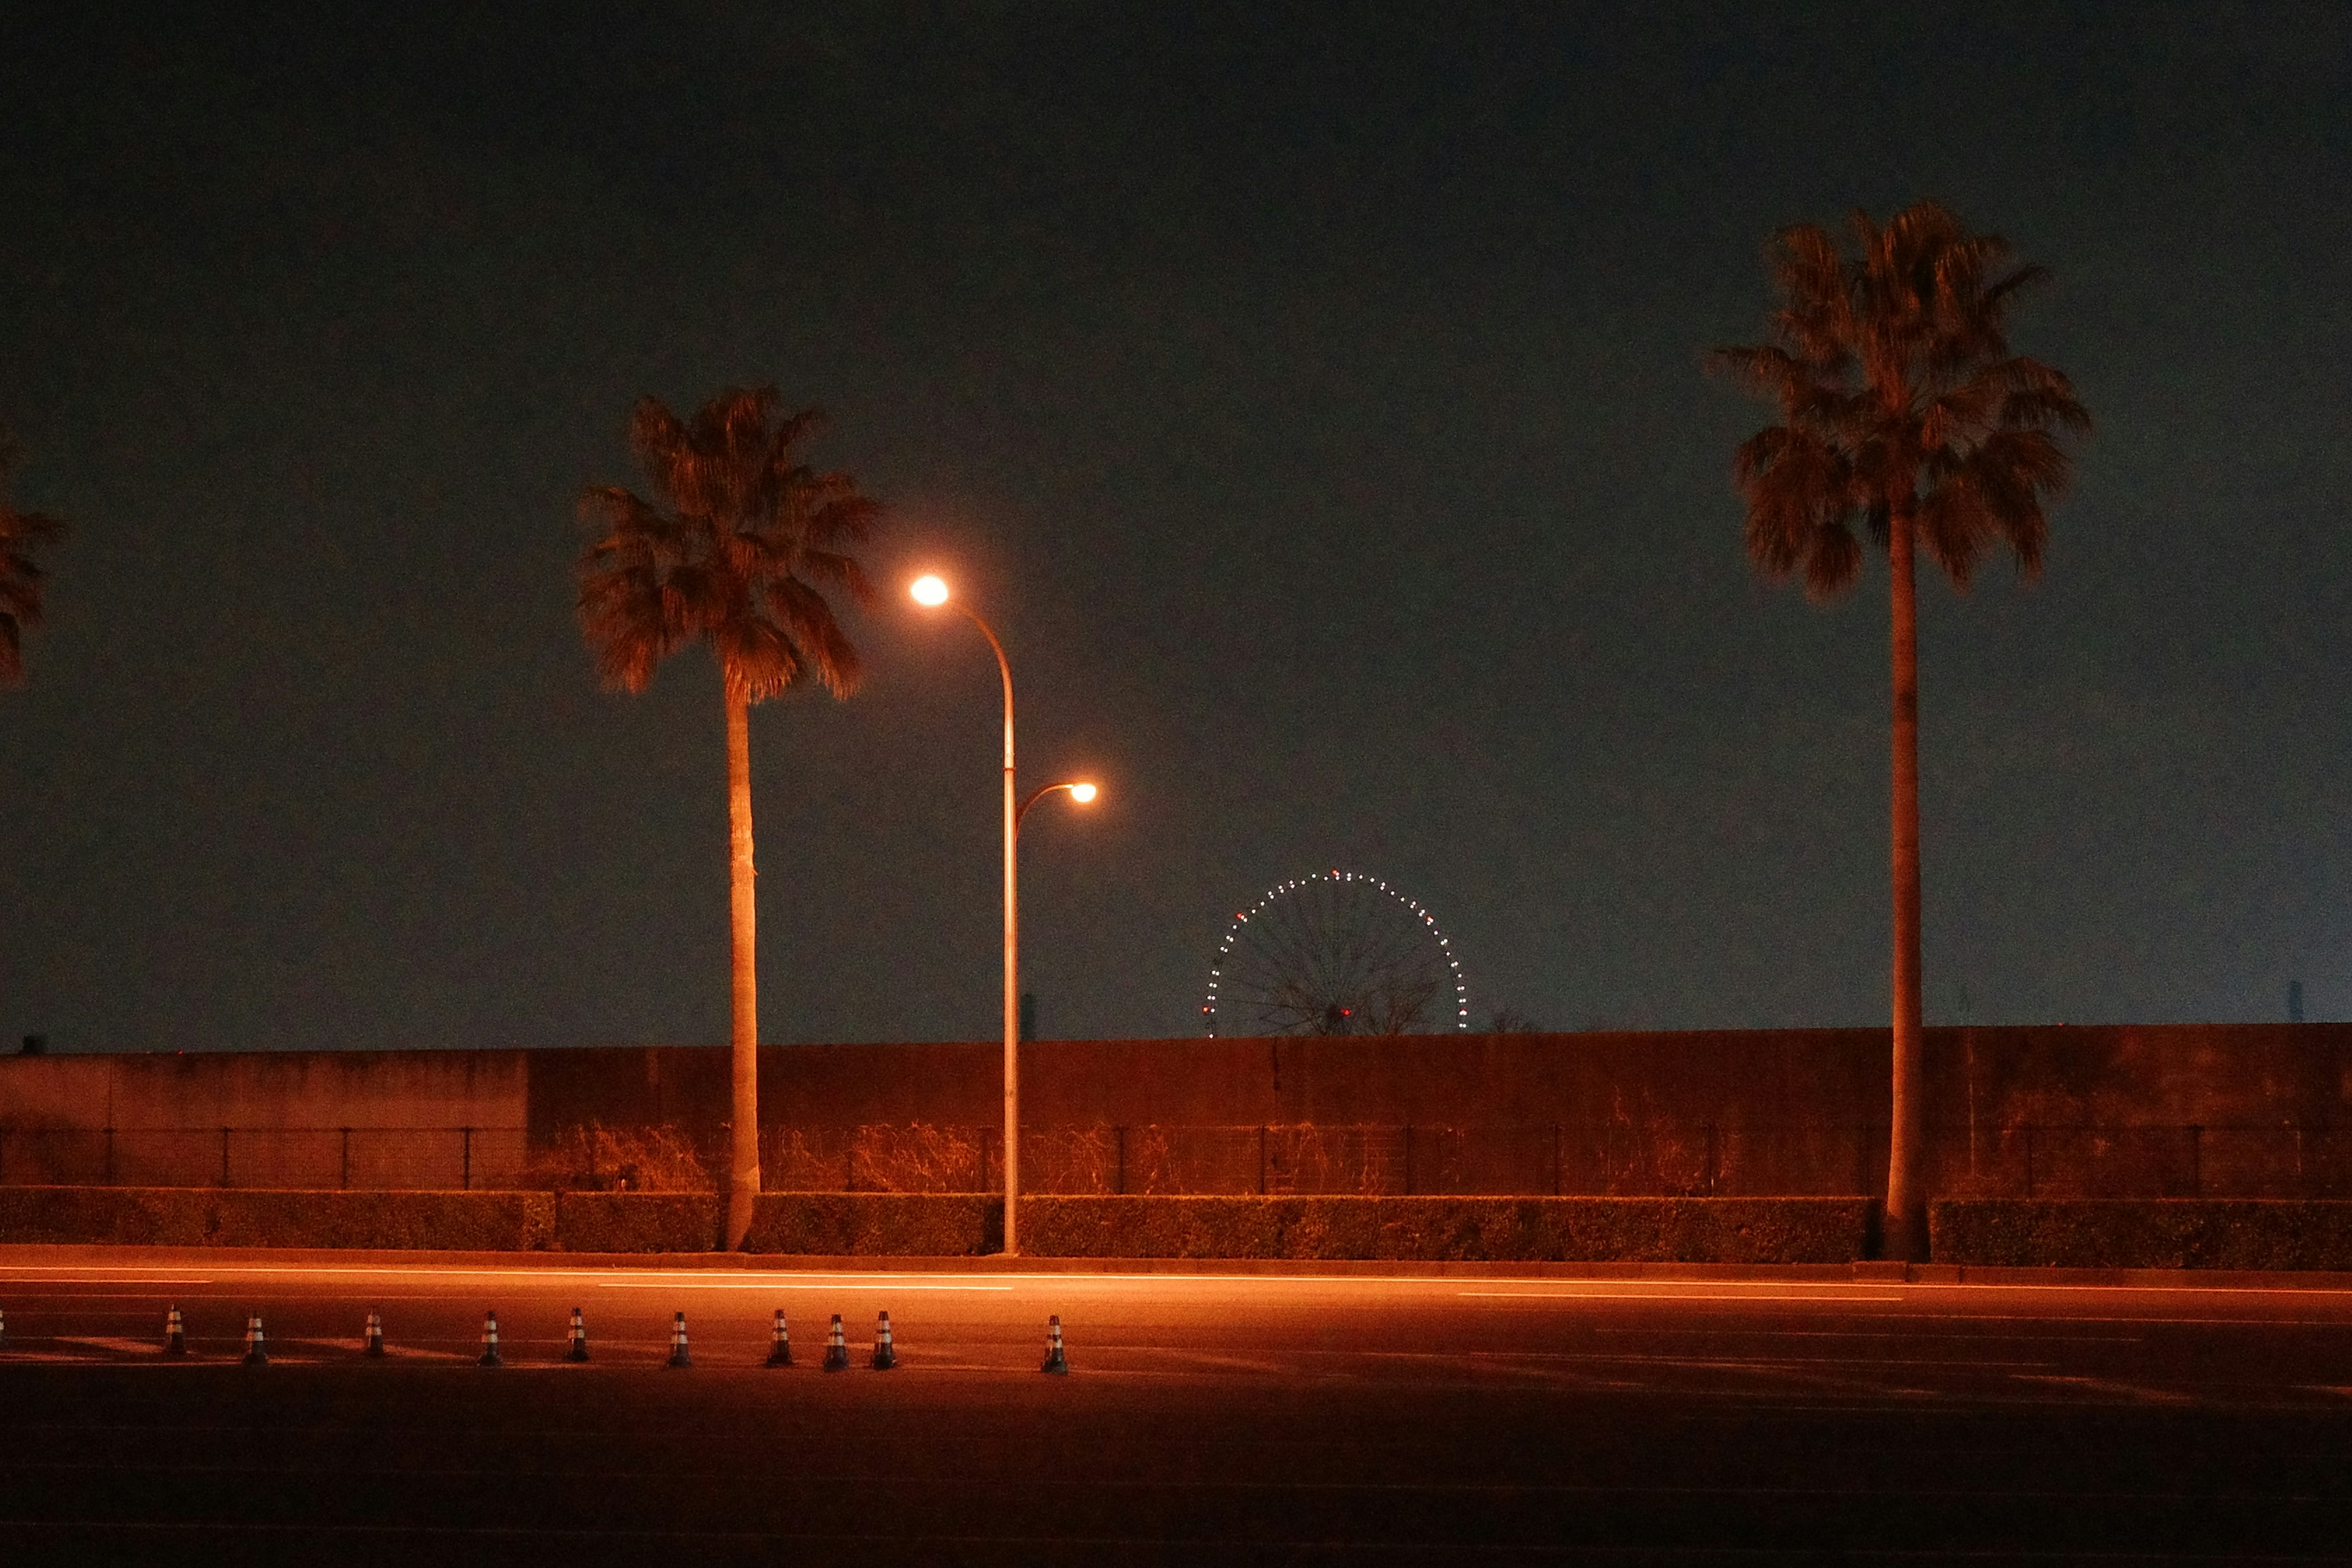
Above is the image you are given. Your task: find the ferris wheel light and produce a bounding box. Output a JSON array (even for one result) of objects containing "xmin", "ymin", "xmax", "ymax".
[
  {"xmin": 1204, "ymin": 867, "xmax": 1471, "ymax": 1036},
  {"xmin": 910, "ymin": 574, "xmax": 950, "ymax": 606}
]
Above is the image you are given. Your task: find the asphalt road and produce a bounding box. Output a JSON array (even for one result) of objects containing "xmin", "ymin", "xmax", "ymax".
[{"xmin": 4, "ymin": 1256, "xmax": 2352, "ymax": 1564}]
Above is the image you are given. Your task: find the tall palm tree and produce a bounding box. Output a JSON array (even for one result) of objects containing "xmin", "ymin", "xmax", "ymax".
[
  {"xmin": 1712, "ymin": 202, "xmax": 2089, "ymax": 1260},
  {"xmin": 0, "ymin": 431, "xmax": 66, "ymax": 687},
  {"xmin": 578, "ymin": 386, "xmax": 878, "ymax": 1250}
]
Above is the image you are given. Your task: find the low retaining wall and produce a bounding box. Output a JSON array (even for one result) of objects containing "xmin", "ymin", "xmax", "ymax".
[{"xmin": 1932, "ymin": 1200, "xmax": 2352, "ymax": 1270}]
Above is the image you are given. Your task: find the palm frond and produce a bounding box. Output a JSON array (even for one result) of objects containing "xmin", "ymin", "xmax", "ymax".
[
  {"xmin": 0, "ymin": 478, "xmax": 66, "ymax": 687},
  {"xmin": 766, "ymin": 576, "xmax": 865, "ymax": 698},
  {"xmin": 713, "ymin": 611, "xmax": 804, "ymax": 703},
  {"xmin": 1716, "ymin": 200, "xmax": 2087, "ymax": 592},
  {"xmin": 1732, "ymin": 424, "xmax": 1864, "ymax": 598},
  {"xmin": 578, "ymin": 385, "xmax": 880, "ymax": 703}
]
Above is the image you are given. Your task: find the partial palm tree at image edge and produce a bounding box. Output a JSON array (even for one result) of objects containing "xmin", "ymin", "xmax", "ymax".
[
  {"xmin": 0, "ymin": 429, "xmax": 66, "ymax": 688},
  {"xmin": 1712, "ymin": 200, "xmax": 2089, "ymax": 1260},
  {"xmin": 577, "ymin": 386, "xmax": 879, "ymax": 1250}
]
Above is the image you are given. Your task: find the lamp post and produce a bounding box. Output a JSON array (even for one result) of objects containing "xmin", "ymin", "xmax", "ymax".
[{"xmin": 911, "ymin": 574, "xmax": 1096, "ymax": 1256}]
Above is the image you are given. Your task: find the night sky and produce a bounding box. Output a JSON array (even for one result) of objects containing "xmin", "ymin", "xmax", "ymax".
[{"xmin": 2, "ymin": 4, "xmax": 2348, "ymax": 1053}]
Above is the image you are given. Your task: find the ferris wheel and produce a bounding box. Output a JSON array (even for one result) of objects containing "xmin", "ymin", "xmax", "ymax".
[{"xmin": 1203, "ymin": 870, "xmax": 1469, "ymax": 1037}]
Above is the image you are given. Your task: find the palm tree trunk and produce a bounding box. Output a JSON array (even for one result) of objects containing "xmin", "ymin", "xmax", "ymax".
[
  {"xmin": 724, "ymin": 681, "xmax": 761, "ymax": 1250},
  {"xmin": 1883, "ymin": 503, "xmax": 1928, "ymax": 1261}
]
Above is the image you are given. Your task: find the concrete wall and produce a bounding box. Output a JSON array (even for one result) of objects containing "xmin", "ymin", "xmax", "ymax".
[
  {"xmin": 516, "ymin": 1023, "xmax": 2352, "ymax": 1137},
  {"xmin": 6, "ymin": 1025, "xmax": 2349, "ymax": 1137},
  {"xmin": 6, "ymin": 1025, "xmax": 2350, "ymax": 1197},
  {"xmin": 0, "ymin": 1050, "xmax": 526, "ymax": 1131}
]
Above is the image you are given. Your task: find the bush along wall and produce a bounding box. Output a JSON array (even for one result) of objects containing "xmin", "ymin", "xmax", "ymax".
[
  {"xmin": 745, "ymin": 1193, "xmax": 1000, "ymax": 1256},
  {"xmin": 0, "ymin": 1186, "xmax": 555, "ymax": 1251},
  {"xmin": 551, "ymin": 1193, "xmax": 722, "ymax": 1253},
  {"xmin": 1931, "ymin": 1199, "xmax": 2352, "ymax": 1270},
  {"xmin": 1022, "ymin": 1195, "xmax": 1873, "ymax": 1264},
  {"xmin": 0, "ymin": 1187, "xmax": 1869, "ymax": 1261}
]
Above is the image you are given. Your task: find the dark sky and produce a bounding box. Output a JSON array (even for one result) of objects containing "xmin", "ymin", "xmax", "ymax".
[{"xmin": 2, "ymin": 3, "xmax": 2348, "ymax": 1052}]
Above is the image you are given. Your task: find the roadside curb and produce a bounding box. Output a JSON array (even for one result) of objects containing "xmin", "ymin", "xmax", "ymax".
[{"xmin": 10, "ymin": 1242, "xmax": 2352, "ymax": 1289}]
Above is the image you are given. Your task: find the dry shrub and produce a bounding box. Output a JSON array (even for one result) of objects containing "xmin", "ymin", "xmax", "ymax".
[
  {"xmin": 763, "ymin": 1128, "xmax": 847, "ymax": 1192},
  {"xmin": 1270, "ymin": 1125, "xmax": 1393, "ymax": 1195},
  {"xmin": 849, "ymin": 1123, "xmax": 987, "ymax": 1193},
  {"xmin": 1119, "ymin": 1125, "xmax": 1175, "ymax": 1194},
  {"xmin": 527, "ymin": 1123, "xmax": 712, "ymax": 1193},
  {"xmin": 1030, "ymin": 1125, "xmax": 1116, "ymax": 1194},
  {"xmin": 763, "ymin": 1125, "xmax": 990, "ymax": 1193}
]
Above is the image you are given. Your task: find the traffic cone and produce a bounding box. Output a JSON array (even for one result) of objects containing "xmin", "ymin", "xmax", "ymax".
[
  {"xmin": 765, "ymin": 1309, "xmax": 792, "ymax": 1367},
  {"xmin": 243, "ymin": 1311, "xmax": 267, "ymax": 1366},
  {"xmin": 871, "ymin": 1310, "xmax": 897, "ymax": 1370},
  {"xmin": 165, "ymin": 1305, "xmax": 187, "ymax": 1357},
  {"xmin": 666, "ymin": 1311, "xmax": 692, "ymax": 1368},
  {"xmin": 479, "ymin": 1311, "xmax": 503, "ymax": 1367},
  {"xmin": 364, "ymin": 1310, "xmax": 385, "ymax": 1359},
  {"xmin": 0, "ymin": 1305, "xmax": 7, "ymax": 1351},
  {"xmin": 1041, "ymin": 1314, "xmax": 1069, "ymax": 1374},
  {"xmin": 565, "ymin": 1307, "xmax": 589, "ymax": 1363},
  {"xmin": 821, "ymin": 1313, "xmax": 849, "ymax": 1371}
]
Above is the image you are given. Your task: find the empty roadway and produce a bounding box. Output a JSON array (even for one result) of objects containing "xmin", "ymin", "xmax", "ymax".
[{"xmin": 2, "ymin": 1253, "xmax": 2350, "ymax": 1564}]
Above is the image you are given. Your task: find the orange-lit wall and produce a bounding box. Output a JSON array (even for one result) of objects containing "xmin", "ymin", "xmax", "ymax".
[{"xmin": 4, "ymin": 1024, "xmax": 2342, "ymax": 1141}]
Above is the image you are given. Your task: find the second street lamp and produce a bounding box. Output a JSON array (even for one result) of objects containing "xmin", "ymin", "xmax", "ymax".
[{"xmin": 910, "ymin": 573, "xmax": 1097, "ymax": 1256}]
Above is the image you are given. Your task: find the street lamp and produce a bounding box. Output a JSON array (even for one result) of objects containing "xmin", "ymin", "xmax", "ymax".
[{"xmin": 910, "ymin": 573, "xmax": 1098, "ymax": 1256}]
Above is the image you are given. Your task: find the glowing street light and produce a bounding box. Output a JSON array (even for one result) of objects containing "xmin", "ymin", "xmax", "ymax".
[
  {"xmin": 1020, "ymin": 778, "xmax": 1098, "ymax": 824},
  {"xmin": 910, "ymin": 573, "xmax": 1098, "ymax": 1256}
]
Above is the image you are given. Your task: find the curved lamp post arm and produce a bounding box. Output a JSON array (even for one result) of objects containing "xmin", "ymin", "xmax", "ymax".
[
  {"xmin": 1017, "ymin": 780, "xmax": 1090, "ymax": 831},
  {"xmin": 957, "ymin": 606, "xmax": 1015, "ymax": 774}
]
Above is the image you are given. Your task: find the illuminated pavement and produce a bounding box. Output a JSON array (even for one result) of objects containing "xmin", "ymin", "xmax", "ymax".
[{"xmin": 4, "ymin": 1255, "xmax": 2352, "ymax": 1563}]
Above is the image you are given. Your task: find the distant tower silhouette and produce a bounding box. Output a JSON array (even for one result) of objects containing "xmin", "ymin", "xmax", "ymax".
[{"xmin": 2290, "ymin": 980, "xmax": 2305, "ymax": 1023}]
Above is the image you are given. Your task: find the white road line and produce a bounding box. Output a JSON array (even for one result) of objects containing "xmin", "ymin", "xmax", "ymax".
[
  {"xmin": 1593, "ymin": 1327, "xmax": 2144, "ymax": 1341},
  {"xmin": 1900, "ymin": 1312, "xmax": 2352, "ymax": 1328},
  {"xmin": 594, "ymin": 1280, "xmax": 1014, "ymax": 1292},
  {"xmin": 1461, "ymin": 1291, "xmax": 1907, "ymax": 1303},
  {"xmin": 2009, "ymin": 1373, "xmax": 2197, "ymax": 1404},
  {"xmin": 0, "ymin": 1279, "xmax": 216, "ymax": 1287}
]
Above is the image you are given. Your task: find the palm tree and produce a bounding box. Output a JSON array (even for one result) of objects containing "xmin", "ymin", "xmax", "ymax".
[
  {"xmin": 0, "ymin": 431, "xmax": 66, "ymax": 687},
  {"xmin": 578, "ymin": 386, "xmax": 878, "ymax": 1250},
  {"xmin": 1711, "ymin": 202, "xmax": 2089, "ymax": 1260}
]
